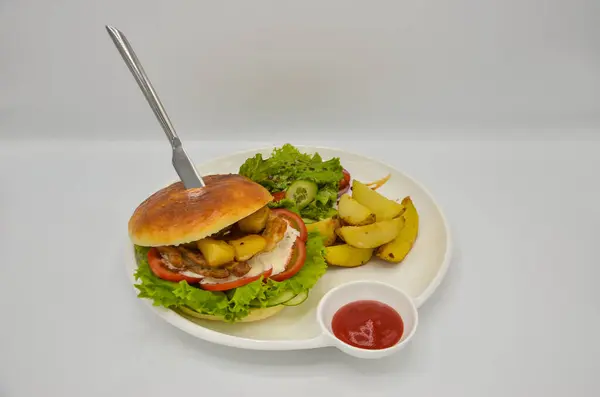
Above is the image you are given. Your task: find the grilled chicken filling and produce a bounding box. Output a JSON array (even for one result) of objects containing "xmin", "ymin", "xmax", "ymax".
[{"xmin": 157, "ymin": 209, "xmax": 289, "ymax": 279}]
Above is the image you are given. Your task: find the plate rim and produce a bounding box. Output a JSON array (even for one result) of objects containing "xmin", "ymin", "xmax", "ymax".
[{"xmin": 126, "ymin": 144, "xmax": 453, "ymax": 350}]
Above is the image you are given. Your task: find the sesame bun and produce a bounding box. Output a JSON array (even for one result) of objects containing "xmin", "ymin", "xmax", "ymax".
[
  {"xmin": 129, "ymin": 174, "xmax": 273, "ymax": 247},
  {"xmin": 176, "ymin": 305, "xmax": 285, "ymax": 323}
]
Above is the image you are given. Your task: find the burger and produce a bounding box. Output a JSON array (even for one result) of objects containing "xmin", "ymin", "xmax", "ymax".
[{"xmin": 130, "ymin": 174, "xmax": 328, "ymax": 322}]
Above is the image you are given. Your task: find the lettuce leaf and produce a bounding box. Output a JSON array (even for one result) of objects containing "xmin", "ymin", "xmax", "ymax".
[
  {"xmin": 300, "ymin": 186, "xmax": 339, "ymax": 220},
  {"xmin": 132, "ymin": 231, "xmax": 328, "ymax": 322},
  {"xmin": 268, "ymin": 195, "xmax": 337, "ymax": 221},
  {"xmin": 239, "ymin": 144, "xmax": 343, "ymax": 220},
  {"xmin": 268, "ymin": 198, "xmax": 300, "ymax": 214},
  {"xmin": 239, "ymin": 144, "xmax": 342, "ymax": 191}
]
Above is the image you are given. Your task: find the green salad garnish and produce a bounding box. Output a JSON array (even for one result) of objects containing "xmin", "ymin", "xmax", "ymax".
[{"xmin": 239, "ymin": 144, "xmax": 344, "ymax": 221}]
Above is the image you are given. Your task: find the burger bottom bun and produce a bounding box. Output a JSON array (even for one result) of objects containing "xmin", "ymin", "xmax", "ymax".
[{"xmin": 176, "ymin": 304, "xmax": 285, "ymax": 323}]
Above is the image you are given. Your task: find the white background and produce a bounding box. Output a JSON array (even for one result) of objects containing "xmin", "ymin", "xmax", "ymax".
[
  {"xmin": 1, "ymin": 0, "xmax": 599, "ymax": 140},
  {"xmin": 1, "ymin": 0, "xmax": 600, "ymax": 396}
]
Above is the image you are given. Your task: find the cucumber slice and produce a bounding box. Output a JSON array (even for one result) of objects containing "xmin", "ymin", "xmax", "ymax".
[
  {"xmin": 282, "ymin": 290, "xmax": 309, "ymax": 306},
  {"xmin": 286, "ymin": 180, "xmax": 318, "ymax": 209},
  {"xmin": 248, "ymin": 290, "xmax": 298, "ymax": 308},
  {"xmin": 265, "ymin": 290, "xmax": 298, "ymax": 307}
]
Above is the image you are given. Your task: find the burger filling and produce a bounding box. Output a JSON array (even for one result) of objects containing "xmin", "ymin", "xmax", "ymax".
[{"xmin": 155, "ymin": 208, "xmax": 299, "ymax": 281}]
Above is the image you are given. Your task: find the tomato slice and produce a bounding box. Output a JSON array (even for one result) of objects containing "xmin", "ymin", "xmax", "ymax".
[
  {"xmin": 270, "ymin": 238, "xmax": 307, "ymax": 282},
  {"xmin": 200, "ymin": 267, "xmax": 273, "ymax": 291},
  {"xmin": 271, "ymin": 208, "xmax": 308, "ymax": 242},
  {"xmin": 339, "ymin": 169, "xmax": 351, "ymax": 192},
  {"xmin": 147, "ymin": 248, "xmax": 203, "ymax": 284},
  {"xmin": 272, "ymin": 191, "xmax": 286, "ymax": 202}
]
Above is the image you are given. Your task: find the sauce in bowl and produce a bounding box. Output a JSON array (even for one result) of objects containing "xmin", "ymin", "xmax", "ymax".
[{"xmin": 331, "ymin": 300, "xmax": 404, "ymax": 350}]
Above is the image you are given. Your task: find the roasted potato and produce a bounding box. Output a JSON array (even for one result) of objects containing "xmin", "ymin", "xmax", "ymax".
[
  {"xmin": 237, "ymin": 206, "xmax": 270, "ymax": 234},
  {"xmin": 336, "ymin": 217, "xmax": 404, "ymax": 249},
  {"xmin": 338, "ymin": 193, "xmax": 376, "ymax": 226},
  {"xmin": 376, "ymin": 197, "xmax": 419, "ymax": 263},
  {"xmin": 351, "ymin": 180, "xmax": 405, "ymax": 221},
  {"xmin": 228, "ymin": 234, "xmax": 267, "ymax": 261},
  {"xmin": 325, "ymin": 244, "xmax": 374, "ymax": 267},
  {"xmin": 196, "ymin": 238, "xmax": 235, "ymax": 267},
  {"xmin": 305, "ymin": 217, "xmax": 339, "ymax": 246}
]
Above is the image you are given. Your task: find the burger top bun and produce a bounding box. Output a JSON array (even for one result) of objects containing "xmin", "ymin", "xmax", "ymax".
[{"xmin": 129, "ymin": 174, "xmax": 273, "ymax": 247}]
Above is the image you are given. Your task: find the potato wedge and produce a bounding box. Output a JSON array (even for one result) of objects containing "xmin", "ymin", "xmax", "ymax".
[
  {"xmin": 228, "ymin": 234, "xmax": 267, "ymax": 261},
  {"xmin": 305, "ymin": 217, "xmax": 339, "ymax": 246},
  {"xmin": 376, "ymin": 197, "xmax": 419, "ymax": 263},
  {"xmin": 237, "ymin": 206, "xmax": 270, "ymax": 234},
  {"xmin": 196, "ymin": 238, "xmax": 235, "ymax": 267},
  {"xmin": 338, "ymin": 193, "xmax": 376, "ymax": 226},
  {"xmin": 325, "ymin": 244, "xmax": 374, "ymax": 267},
  {"xmin": 334, "ymin": 226, "xmax": 345, "ymax": 242},
  {"xmin": 351, "ymin": 180, "xmax": 405, "ymax": 221},
  {"xmin": 336, "ymin": 217, "xmax": 404, "ymax": 249}
]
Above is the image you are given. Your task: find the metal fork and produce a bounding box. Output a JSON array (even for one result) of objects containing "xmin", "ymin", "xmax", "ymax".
[{"xmin": 106, "ymin": 25, "xmax": 205, "ymax": 189}]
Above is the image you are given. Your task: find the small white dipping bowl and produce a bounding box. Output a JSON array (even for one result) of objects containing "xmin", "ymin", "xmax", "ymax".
[{"xmin": 316, "ymin": 280, "xmax": 419, "ymax": 359}]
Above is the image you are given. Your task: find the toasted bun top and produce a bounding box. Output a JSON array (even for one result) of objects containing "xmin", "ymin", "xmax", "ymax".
[{"xmin": 129, "ymin": 174, "xmax": 272, "ymax": 247}]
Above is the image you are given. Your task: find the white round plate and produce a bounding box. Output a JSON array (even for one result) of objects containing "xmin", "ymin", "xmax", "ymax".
[{"xmin": 125, "ymin": 145, "xmax": 452, "ymax": 351}]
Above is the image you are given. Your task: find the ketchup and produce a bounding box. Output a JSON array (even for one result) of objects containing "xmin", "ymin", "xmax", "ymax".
[{"xmin": 331, "ymin": 300, "xmax": 404, "ymax": 350}]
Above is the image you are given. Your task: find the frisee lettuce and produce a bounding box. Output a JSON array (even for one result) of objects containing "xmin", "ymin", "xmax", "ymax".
[
  {"xmin": 133, "ymin": 231, "xmax": 328, "ymax": 322},
  {"xmin": 239, "ymin": 144, "xmax": 343, "ymax": 221}
]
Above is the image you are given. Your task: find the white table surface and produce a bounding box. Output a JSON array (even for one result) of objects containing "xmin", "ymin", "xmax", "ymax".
[{"xmin": 1, "ymin": 137, "xmax": 599, "ymax": 396}]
